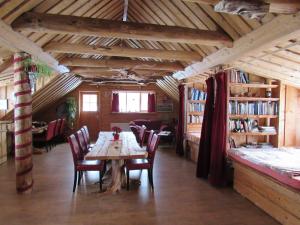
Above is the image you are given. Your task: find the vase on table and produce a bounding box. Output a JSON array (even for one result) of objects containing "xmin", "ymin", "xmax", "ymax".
[{"xmin": 113, "ymin": 133, "xmax": 120, "ymax": 141}]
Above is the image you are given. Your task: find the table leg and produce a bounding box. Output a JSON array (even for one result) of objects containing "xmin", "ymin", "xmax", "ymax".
[{"xmin": 107, "ymin": 159, "xmax": 125, "ymax": 193}]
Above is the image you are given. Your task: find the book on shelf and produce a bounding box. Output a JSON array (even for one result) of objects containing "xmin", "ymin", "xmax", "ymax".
[
  {"xmin": 229, "ymin": 118, "xmax": 276, "ymax": 134},
  {"xmin": 228, "ymin": 101, "xmax": 278, "ymax": 115},
  {"xmin": 229, "ymin": 70, "xmax": 250, "ymax": 83},
  {"xmin": 188, "ymin": 115, "xmax": 203, "ymax": 124},
  {"xmin": 189, "ymin": 103, "xmax": 205, "ymax": 112},
  {"xmin": 190, "ymin": 88, "xmax": 207, "ymax": 101}
]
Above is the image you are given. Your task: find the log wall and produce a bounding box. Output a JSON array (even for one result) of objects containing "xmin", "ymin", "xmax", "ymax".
[{"xmin": 34, "ymin": 82, "xmax": 178, "ymax": 133}]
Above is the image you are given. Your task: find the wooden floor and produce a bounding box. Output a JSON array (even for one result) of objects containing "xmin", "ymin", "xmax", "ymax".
[{"xmin": 0, "ymin": 144, "xmax": 279, "ymax": 225}]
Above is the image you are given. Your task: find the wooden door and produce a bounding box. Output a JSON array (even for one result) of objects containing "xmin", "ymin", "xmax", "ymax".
[{"xmin": 79, "ymin": 91, "xmax": 100, "ymax": 141}]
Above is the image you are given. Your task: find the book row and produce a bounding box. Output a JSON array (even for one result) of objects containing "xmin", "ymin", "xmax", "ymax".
[
  {"xmin": 229, "ymin": 119, "xmax": 276, "ymax": 133},
  {"xmin": 229, "ymin": 101, "xmax": 279, "ymax": 115},
  {"xmin": 189, "ymin": 103, "xmax": 205, "ymax": 112},
  {"xmin": 187, "ymin": 115, "xmax": 203, "ymax": 124},
  {"xmin": 229, "ymin": 70, "xmax": 250, "ymax": 83},
  {"xmin": 189, "ymin": 88, "xmax": 207, "ymax": 101}
]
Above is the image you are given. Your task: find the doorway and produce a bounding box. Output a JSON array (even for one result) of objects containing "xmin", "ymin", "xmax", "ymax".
[{"xmin": 79, "ymin": 91, "xmax": 100, "ymax": 141}]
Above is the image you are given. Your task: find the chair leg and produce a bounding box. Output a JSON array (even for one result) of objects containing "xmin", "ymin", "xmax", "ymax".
[
  {"xmin": 99, "ymin": 171, "xmax": 103, "ymax": 191},
  {"xmin": 126, "ymin": 169, "xmax": 130, "ymax": 191},
  {"xmin": 78, "ymin": 171, "xmax": 82, "ymax": 185},
  {"xmin": 149, "ymin": 168, "xmax": 154, "ymax": 190},
  {"xmin": 73, "ymin": 170, "xmax": 77, "ymax": 192}
]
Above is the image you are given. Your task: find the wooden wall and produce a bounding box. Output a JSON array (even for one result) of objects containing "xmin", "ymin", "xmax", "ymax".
[
  {"xmin": 284, "ymin": 85, "xmax": 300, "ymax": 146},
  {"xmin": 34, "ymin": 82, "xmax": 178, "ymax": 133}
]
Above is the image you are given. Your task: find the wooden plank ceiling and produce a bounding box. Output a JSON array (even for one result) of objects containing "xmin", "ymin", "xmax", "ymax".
[
  {"xmin": 0, "ymin": 0, "xmax": 299, "ymax": 93},
  {"xmin": 2, "ymin": 73, "xmax": 82, "ymax": 120}
]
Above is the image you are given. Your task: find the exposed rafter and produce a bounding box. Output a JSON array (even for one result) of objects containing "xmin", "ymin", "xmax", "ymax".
[
  {"xmin": 173, "ymin": 12, "xmax": 300, "ymax": 79},
  {"xmin": 12, "ymin": 12, "xmax": 233, "ymax": 47},
  {"xmin": 0, "ymin": 19, "xmax": 68, "ymax": 74},
  {"xmin": 182, "ymin": 0, "xmax": 218, "ymax": 4},
  {"xmin": 60, "ymin": 58, "xmax": 183, "ymax": 71},
  {"xmin": 70, "ymin": 67, "xmax": 167, "ymax": 77},
  {"xmin": 45, "ymin": 42, "xmax": 202, "ymax": 62}
]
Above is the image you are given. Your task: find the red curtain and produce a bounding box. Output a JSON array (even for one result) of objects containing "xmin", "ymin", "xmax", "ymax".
[
  {"xmin": 176, "ymin": 84, "xmax": 184, "ymax": 156},
  {"xmin": 111, "ymin": 93, "xmax": 119, "ymax": 112},
  {"xmin": 148, "ymin": 93, "xmax": 156, "ymax": 112},
  {"xmin": 209, "ymin": 72, "xmax": 228, "ymax": 186},
  {"xmin": 196, "ymin": 77, "xmax": 215, "ymax": 179}
]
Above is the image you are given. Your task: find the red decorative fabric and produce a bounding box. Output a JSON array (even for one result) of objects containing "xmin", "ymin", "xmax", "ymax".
[
  {"xmin": 176, "ymin": 84, "xmax": 184, "ymax": 156},
  {"xmin": 111, "ymin": 93, "xmax": 119, "ymax": 112},
  {"xmin": 148, "ymin": 93, "xmax": 156, "ymax": 112},
  {"xmin": 209, "ymin": 72, "xmax": 228, "ymax": 186},
  {"xmin": 197, "ymin": 77, "xmax": 215, "ymax": 179}
]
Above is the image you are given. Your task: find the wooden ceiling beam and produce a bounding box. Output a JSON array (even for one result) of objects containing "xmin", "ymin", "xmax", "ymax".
[
  {"xmin": 0, "ymin": 19, "xmax": 68, "ymax": 74},
  {"xmin": 268, "ymin": 0, "xmax": 300, "ymax": 14},
  {"xmin": 12, "ymin": 12, "xmax": 233, "ymax": 47},
  {"xmin": 45, "ymin": 42, "xmax": 202, "ymax": 62},
  {"xmin": 173, "ymin": 12, "xmax": 300, "ymax": 79},
  {"xmin": 60, "ymin": 58, "xmax": 183, "ymax": 71},
  {"xmin": 182, "ymin": 0, "xmax": 219, "ymax": 4},
  {"xmin": 71, "ymin": 67, "xmax": 168, "ymax": 76}
]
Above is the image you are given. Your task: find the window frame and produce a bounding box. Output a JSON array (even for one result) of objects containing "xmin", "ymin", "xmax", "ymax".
[
  {"xmin": 113, "ymin": 90, "xmax": 155, "ymax": 113},
  {"xmin": 80, "ymin": 92, "xmax": 99, "ymax": 112}
]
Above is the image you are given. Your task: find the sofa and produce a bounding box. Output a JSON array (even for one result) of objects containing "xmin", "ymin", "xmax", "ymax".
[{"xmin": 129, "ymin": 119, "xmax": 162, "ymax": 131}]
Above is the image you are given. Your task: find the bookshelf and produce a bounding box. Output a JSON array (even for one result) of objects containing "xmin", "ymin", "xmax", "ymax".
[
  {"xmin": 185, "ymin": 83, "xmax": 207, "ymax": 162},
  {"xmin": 227, "ymin": 70, "xmax": 281, "ymax": 148},
  {"xmin": 186, "ymin": 86, "xmax": 207, "ymax": 132}
]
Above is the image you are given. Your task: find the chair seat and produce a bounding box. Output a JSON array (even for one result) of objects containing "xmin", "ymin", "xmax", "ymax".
[
  {"xmin": 76, "ymin": 160, "xmax": 105, "ymax": 171},
  {"xmin": 125, "ymin": 158, "xmax": 151, "ymax": 170}
]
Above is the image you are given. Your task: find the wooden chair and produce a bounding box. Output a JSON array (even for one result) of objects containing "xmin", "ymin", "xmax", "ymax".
[
  {"xmin": 54, "ymin": 119, "xmax": 61, "ymax": 137},
  {"xmin": 68, "ymin": 134, "xmax": 105, "ymax": 192},
  {"xmin": 59, "ymin": 118, "xmax": 66, "ymax": 140},
  {"xmin": 125, "ymin": 133, "xmax": 160, "ymax": 190},
  {"xmin": 146, "ymin": 130, "xmax": 155, "ymax": 152},
  {"xmin": 82, "ymin": 125, "xmax": 94, "ymax": 149},
  {"xmin": 75, "ymin": 130, "xmax": 89, "ymax": 156},
  {"xmin": 138, "ymin": 125, "xmax": 147, "ymax": 147},
  {"xmin": 33, "ymin": 120, "xmax": 56, "ymax": 152}
]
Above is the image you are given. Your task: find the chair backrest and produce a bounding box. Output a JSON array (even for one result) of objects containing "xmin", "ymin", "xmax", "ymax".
[
  {"xmin": 148, "ymin": 133, "xmax": 160, "ymax": 166},
  {"xmin": 130, "ymin": 125, "xmax": 139, "ymax": 142},
  {"xmin": 67, "ymin": 134, "xmax": 83, "ymax": 165},
  {"xmin": 139, "ymin": 125, "xmax": 147, "ymax": 147},
  {"xmin": 146, "ymin": 130, "xmax": 155, "ymax": 151},
  {"xmin": 54, "ymin": 119, "xmax": 61, "ymax": 137},
  {"xmin": 75, "ymin": 130, "xmax": 89, "ymax": 155},
  {"xmin": 80, "ymin": 127, "xmax": 89, "ymax": 146},
  {"xmin": 46, "ymin": 120, "xmax": 57, "ymax": 141},
  {"xmin": 82, "ymin": 125, "xmax": 90, "ymax": 144},
  {"xmin": 60, "ymin": 118, "xmax": 66, "ymax": 136}
]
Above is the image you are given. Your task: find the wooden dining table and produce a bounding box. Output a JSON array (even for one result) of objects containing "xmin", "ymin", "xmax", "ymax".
[{"xmin": 85, "ymin": 131, "xmax": 147, "ymax": 193}]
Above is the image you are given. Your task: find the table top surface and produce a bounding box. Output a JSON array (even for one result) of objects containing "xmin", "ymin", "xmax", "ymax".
[{"xmin": 85, "ymin": 131, "xmax": 147, "ymax": 160}]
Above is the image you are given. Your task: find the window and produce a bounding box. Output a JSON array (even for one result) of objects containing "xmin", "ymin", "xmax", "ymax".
[
  {"xmin": 117, "ymin": 91, "xmax": 153, "ymax": 113},
  {"xmin": 82, "ymin": 94, "xmax": 98, "ymax": 112}
]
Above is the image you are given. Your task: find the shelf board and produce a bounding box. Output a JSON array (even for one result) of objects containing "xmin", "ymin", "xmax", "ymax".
[
  {"xmin": 230, "ymin": 132, "xmax": 277, "ymax": 136},
  {"xmin": 228, "ymin": 114, "xmax": 278, "ymax": 119},
  {"xmin": 229, "ymin": 83, "xmax": 278, "ymax": 89},
  {"xmin": 229, "ymin": 97, "xmax": 279, "ymax": 101},
  {"xmin": 188, "ymin": 111, "xmax": 204, "ymax": 115},
  {"xmin": 189, "ymin": 100, "xmax": 206, "ymax": 103}
]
